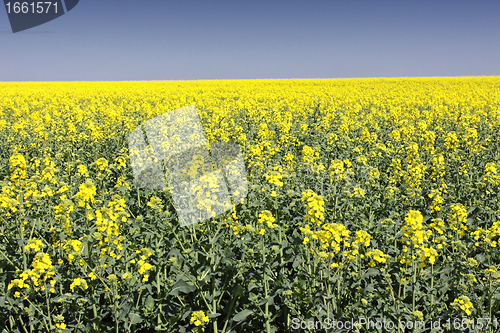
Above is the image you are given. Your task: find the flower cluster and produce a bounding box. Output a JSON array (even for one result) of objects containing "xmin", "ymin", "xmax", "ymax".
[
  {"xmin": 190, "ymin": 310, "xmax": 209, "ymax": 327},
  {"xmin": 449, "ymin": 203, "xmax": 468, "ymax": 236},
  {"xmin": 73, "ymin": 179, "xmax": 97, "ymax": 208},
  {"xmin": 401, "ymin": 210, "xmax": 428, "ymax": 247},
  {"xmin": 301, "ymin": 190, "xmax": 325, "ymax": 226},
  {"xmin": 8, "ymin": 252, "xmax": 56, "ymax": 296},
  {"xmin": 451, "ymin": 295, "xmax": 474, "ymax": 316}
]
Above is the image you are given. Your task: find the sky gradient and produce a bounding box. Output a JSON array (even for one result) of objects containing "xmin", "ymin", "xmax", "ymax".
[{"xmin": 1, "ymin": 0, "xmax": 499, "ymax": 81}]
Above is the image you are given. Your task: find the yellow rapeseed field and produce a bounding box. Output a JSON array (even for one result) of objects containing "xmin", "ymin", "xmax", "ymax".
[{"xmin": 1, "ymin": 77, "xmax": 500, "ymax": 332}]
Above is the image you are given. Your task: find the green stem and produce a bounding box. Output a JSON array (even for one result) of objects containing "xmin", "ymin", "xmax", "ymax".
[
  {"xmin": 172, "ymin": 227, "xmax": 187, "ymax": 253},
  {"xmin": 92, "ymin": 304, "xmax": 99, "ymax": 331},
  {"xmin": 337, "ymin": 277, "xmax": 340, "ymax": 313},
  {"xmin": 0, "ymin": 248, "xmax": 18, "ymax": 268},
  {"xmin": 18, "ymin": 315, "xmax": 29, "ymax": 333},
  {"xmin": 137, "ymin": 187, "xmax": 140, "ymax": 207},
  {"xmin": 221, "ymin": 293, "xmax": 238, "ymax": 333},
  {"xmin": 489, "ymin": 278, "xmax": 493, "ymax": 333},
  {"xmin": 156, "ymin": 239, "xmax": 162, "ymax": 327},
  {"xmin": 44, "ymin": 284, "xmax": 52, "ymax": 329},
  {"xmin": 430, "ymin": 264, "xmax": 434, "ymax": 309},
  {"xmin": 114, "ymin": 285, "xmax": 119, "ymax": 333},
  {"xmin": 262, "ymin": 237, "xmax": 271, "ymax": 333},
  {"xmin": 212, "ymin": 274, "xmax": 218, "ymax": 333},
  {"xmin": 210, "ymin": 227, "xmax": 218, "ymax": 333},
  {"xmin": 24, "ymin": 298, "xmax": 50, "ymax": 331},
  {"xmin": 19, "ymin": 218, "xmax": 27, "ymax": 271},
  {"xmin": 307, "ymin": 250, "xmax": 312, "ymax": 297},
  {"xmin": 412, "ymin": 259, "xmax": 416, "ymax": 314}
]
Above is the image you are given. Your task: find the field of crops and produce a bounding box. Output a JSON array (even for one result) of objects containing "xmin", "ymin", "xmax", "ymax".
[{"xmin": 1, "ymin": 77, "xmax": 500, "ymax": 332}]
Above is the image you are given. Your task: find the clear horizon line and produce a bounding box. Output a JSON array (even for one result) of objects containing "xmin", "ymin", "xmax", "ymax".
[{"xmin": 1, "ymin": 75, "xmax": 499, "ymax": 84}]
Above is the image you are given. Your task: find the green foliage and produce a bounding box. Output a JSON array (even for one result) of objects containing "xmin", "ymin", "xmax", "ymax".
[{"xmin": 2, "ymin": 78, "xmax": 500, "ymax": 332}]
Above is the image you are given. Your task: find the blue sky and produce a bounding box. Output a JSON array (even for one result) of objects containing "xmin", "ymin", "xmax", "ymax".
[{"xmin": 1, "ymin": 0, "xmax": 499, "ymax": 81}]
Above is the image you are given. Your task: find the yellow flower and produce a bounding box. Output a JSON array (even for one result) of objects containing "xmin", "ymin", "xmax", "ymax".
[
  {"xmin": 77, "ymin": 165, "xmax": 89, "ymax": 177},
  {"xmin": 70, "ymin": 239, "xmax": 82, "ymax": 252},
  {"xmin": 301, "ymin": 190, "xmax": 325, "ymax": 226},
  {"xmin": 190, "ymin": 310, "xmax": 210, "ymax": 326},
  {"xmin": 25, "ymin": 238, "xmax": 45, "ymax": 253},
  {"xmin": 56, "ymin": 323, "xmax": 67, "ymax": 329},
  {"xmin": 73, "ymin": 179, "xmax": 96, "ymax": 207},
  {"xmin": 10, "ymin": 153, "xmax": 26, "ymax": 169},
  {"xmin": 70, "ymin": 277, "xmax": 88, "ymax": 290},
  {"xmin": 257, "ymin": 210, "xmax": 275, "ymax": 228},
  {"xmin": 402, "ymin": 210, "xmax": 426, "ymax": 246},
  {"xmin": 452, "ymin": 296, "xmax": 474, "ymax": 316}
]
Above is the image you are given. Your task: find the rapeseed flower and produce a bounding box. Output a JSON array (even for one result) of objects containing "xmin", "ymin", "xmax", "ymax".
[
  {"xmin": 301, "ymin": 190, "xmax": 325, "ymax": 226},
  {"xmin": 190, "ymin": 310, "xmax": 209, "ymax": 326},
  {"xmin": 451, "ymin": 296, "xmax": 473, "ymax": 316}
]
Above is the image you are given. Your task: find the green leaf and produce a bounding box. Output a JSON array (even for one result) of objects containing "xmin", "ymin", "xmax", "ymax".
[
  {"xmin": 145, "ymin": 295, "xmax": 155, "ymax": 312},
  {"xmin": 233, "ymin": 284, "xmax": 244, "ymax": 298},
  {"xmin": 169, "ymin": 278, "xmax": 196, "ymax": 296},
  {"xmin": 364, "ymin": 283, "xmax": 376, "ymax": 293},
  {"xmin": 208, "ymin": 312, "xmax": 221, "ymax": 318},
  {"xmin": 233, "ymin": 309, "xmax": 253, "ymax": 322},
  {"xmin": 248, "ymin": 281, "xmax": 258, "ymax": 292},
  {"xmin": 361, "ymin": 268, "xmax": 379, "ymax": 279},
  {"xmin": 258, "ymin": 296, "xmax": 275, "ymax": 306},
  {"xmin": 210, "ymin": 232, "xmax": 224, "ymax": 244},
  {"xmin": 129, "ymin": 312, "xmax": 143, "ymax": 325}
]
